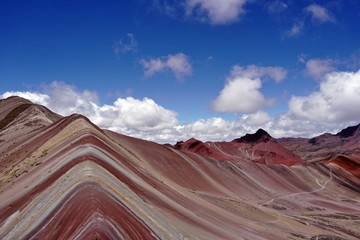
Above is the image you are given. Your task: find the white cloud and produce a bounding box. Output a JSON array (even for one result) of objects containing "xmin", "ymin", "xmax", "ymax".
[
  {"xmin": 190, "ymin": 117, "xmax": 232, "ymax": 134},
  {"xmin": 286, "ymin": 4, "xmax": 334, "ymax": 38},
  {"xmin": 41, "ymin": 81, "xmax": 99, "ymax": 117},
  {"xmin": 287, "ymin": 21, "xmax": 304, "ymax": 37},
  {"xmin": 243, "ymin": 111, "xmax": 272, "ymax": 128},
  {"xmin": 230, "ymin": 65, "xmax": 287, "ymax": 83},
  {"xmin": 180, "ymin": 118, "xmax": 237, "ymax": 141},
  {"xmin": 185, "ymin": 0, "xmax": 248, "ymax": 25},
  {"xmin": 305, "ymin": 4, "xmax": 335, "ymax": 23},
  {"xmin": 266, "ymin": 1, "xmax": 288, "ymax": 15},
  {"xmin": 305, "ymin": 58, "xmax": 336, "ymax": 81},
  {"xmin": 209, "ymin": 68, "xmax": 360, "ymax": 139},
  {"xmin": 140, "ymin": 58, "xmax": 164, "ymax": 77},
  {"xmin": 140, "ymin": 53, "xmax": 192, "ymax": 80},
  {"xmin": 113, "ymin": 33, "xmax": 138, "ymax": 57},
  {"xmin": 213, "ymin": 77, "xmax": 265, "ymax": 113},
  {"xmin": 269, "ymin": 112, "xmax": 347, "ymax": 138},
  {"xmin": 212, "ymin": 65, "xmax": 287, "ymax": 113},
  {"xmin": 101, "ymin": 97, "xmax": 178, "ymax": 132},
  {"xmin": 289, "ymin": 69, "xmax": 360, "ymax": 122}
]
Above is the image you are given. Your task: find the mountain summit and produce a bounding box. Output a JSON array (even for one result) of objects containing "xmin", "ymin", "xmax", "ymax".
[
  {"xmin": 233, "ymin": 128, "xmax": 272, "ymax": 143},
  {"xmin": 336, "ymin": 123, "xmax": 360, "ymax": 138}
]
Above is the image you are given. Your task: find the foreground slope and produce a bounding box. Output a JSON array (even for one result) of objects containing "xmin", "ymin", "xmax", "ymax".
[{"xmin": 0, "ymin": 96, "xmax": 359, "ymax": 240}]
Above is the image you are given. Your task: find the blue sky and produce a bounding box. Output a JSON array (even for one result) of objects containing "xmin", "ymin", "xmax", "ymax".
[{"xmin": 1, "ymin": 0, "xmax": 360, "ymax": 142}]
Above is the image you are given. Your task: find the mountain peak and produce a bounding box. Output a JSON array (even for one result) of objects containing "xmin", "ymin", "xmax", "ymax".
[
  {"xmin": 0, "ymin": 95, "xmax": 61, "ymax": 131},
  {"xmin": 0, "ymin": 95, "xmax": 33, "ymax": 103},
  {"xmin": 336, "ymin": 123, "xmax": 360, "ymax": 138},
  {"xmin": 174, "ymin": 137, "xmax": 202, "ymax": 150},
  {"xmin": 233, "ymin": 128, "xmax": 272, "ymax": 143}
]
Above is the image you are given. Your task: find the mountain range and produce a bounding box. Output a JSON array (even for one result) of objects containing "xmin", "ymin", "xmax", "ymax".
[{"xmin": 0, "ymin": 96, "xmax": 359, "ymax": 240}]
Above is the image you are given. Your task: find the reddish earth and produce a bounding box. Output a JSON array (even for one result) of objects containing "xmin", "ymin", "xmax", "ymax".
[
  {"xmin": 0, "ymin": 96, "xmax": 360, "ymax": 240},
  {"xmin": 174, "ymin": 129, "xmax": 304, "ymax": 165}
]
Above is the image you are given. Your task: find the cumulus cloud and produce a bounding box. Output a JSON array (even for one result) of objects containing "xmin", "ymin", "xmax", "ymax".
[
  {"xmin": 178, "ymin": 118, "xmax": 236, "ymax": 141},
  {"xmin": 185, "ymin": 0, "xmax": 248, "ymax": 25},
  {"xmin": 1, "ymin": 81, "xmax": 178, "ymax": 133},
  {"xmin": 213, "ymin": 77, "xmax": 265, "ymax": 113},
  {"xmin": 42, "ymin": 81, "xmax": 99, "ymax": 116},
  {"xmin": 140, "ymin": 53, "xmax": 192, "ymax": 80},
  {"xmin": 289, "ymin": 69, "xmax": 360, "ymax": 122},
  {"xmin": 113, "ymin": 33, "xmax": 138, "ymax": 57},
  {"xmin": 268, "ymin": 112, "xmax": 350, "ymax": 138},
  {"xmin": 184, "ymin": 69, "xmax": 360, "ymax": 140},
  {"xmin": 242, "ymin": 111, "xmax": 272, "ymax": 128},
  {"xmin": 98, "ymin": 97, "xmax": 178, "ymax": 132},
  {"xmin": 212, "ymin": 65, "xmax": 287, "ymax": 113},
  {"xmin": 305, "ymin": 4, "xmax": 335, "ymax": 23},
  {"xmin": 305, "ymin": 58, "xmax": 336, "ymax": 81}
]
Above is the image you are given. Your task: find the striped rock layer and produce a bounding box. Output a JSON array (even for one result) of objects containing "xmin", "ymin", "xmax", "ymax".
[{"xmin": 0, "ymin": 96, "xmax": 359, "ymax": 240}]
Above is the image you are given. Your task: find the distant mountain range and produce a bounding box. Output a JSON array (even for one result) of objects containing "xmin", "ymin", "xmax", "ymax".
[{"xmin": 0, "ymin": 96, "xmax": 359, "ymax": 240}]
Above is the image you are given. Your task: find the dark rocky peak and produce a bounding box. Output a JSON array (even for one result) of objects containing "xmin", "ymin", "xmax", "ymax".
[
  {"xmin": 336, "ymin": 124, "xmax": 360, "ymax": 138},
  {"xmin": 174, "ymin": 138, "xmax": 203, "ymax": 150},
  {"xmin": 233, "ymin": 129, "xmax": 272, "ymax": 143}
]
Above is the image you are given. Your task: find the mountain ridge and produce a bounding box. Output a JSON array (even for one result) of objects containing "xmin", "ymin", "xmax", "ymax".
[{"xmin": 233, "ymin": 128, "xmax": 272, "ymax": 143}]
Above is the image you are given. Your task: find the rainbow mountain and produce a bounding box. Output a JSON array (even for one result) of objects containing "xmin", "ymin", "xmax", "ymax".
[{"xmin": 0, "ymin": 96, "xmax": 359, "ymax": 239}]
